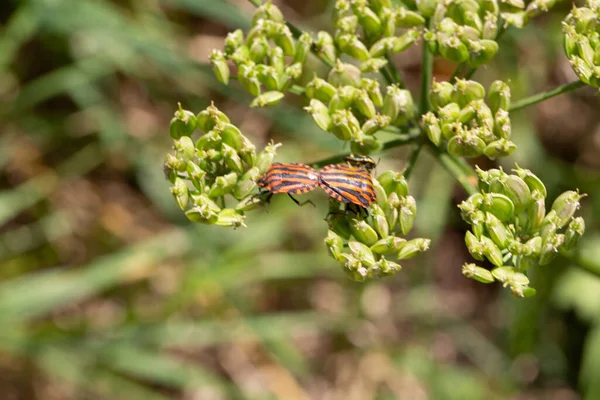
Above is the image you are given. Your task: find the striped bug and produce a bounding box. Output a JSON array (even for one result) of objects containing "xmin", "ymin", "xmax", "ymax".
[
  {"xmin": 318, "ymin": 163, "xmax": 377, "ymax": 209},
  {"xmin": 257, "ymin": 162, "xmax": 319, "ymax": 207}
]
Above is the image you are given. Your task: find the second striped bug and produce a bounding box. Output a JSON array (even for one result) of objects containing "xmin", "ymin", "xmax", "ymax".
[{"xmin": 318, "ymin": 163, "xmax": 377, "ymax": 209}]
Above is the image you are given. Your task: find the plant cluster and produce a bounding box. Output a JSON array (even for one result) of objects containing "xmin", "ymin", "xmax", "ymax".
[{"xmin": 165, "ymin": 0, "xmax": 590, "ymax": 297}]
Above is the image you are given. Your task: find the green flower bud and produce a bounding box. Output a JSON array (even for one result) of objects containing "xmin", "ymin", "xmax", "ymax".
[
  {"xmin": 362, "ymin": 114, "xmax": 391, "ymax": 135},
  {"xmin": 268, "ymin": 46, "xmax": 285, "ymax": 75},
  {"xmin": 238, "ymin": 137, "xmax": 257, "ymax": 166},
  {"xmin": 395, "ymin": 8, "xmax": 426, "ymax": 27},
  {"xmin": 399, "ymin": 195, "xmax": 417, "ymax": 235},
  {"xmin": 439, "ymin": 36, "xmax": 470, "ymax": 63},
  {"xmin": 215, "ymin": 123, "xmax": 242, "ymax": 152},
  {"xmin": 447, "ymin": 131, "xmax": 486, "ymax": 157},
  {"xmin": 493, "ymin": 109, "xmax": 511, "ymax": 139},
  {"xmin": 336, "ymin": 15, "xmax": 358, "ymax": 33},
  {"xmin": 370, "ymin": 204, "xmax": 389, "ymax": 238},
  {"xmin": 235, "ymin": 195, "xmax": 263, "ymax": 212},
  {"xmin": 482, "ymin": 11, "xmax": 499, "ymax": 40},
  {"xmin": 209, "ymin": 172, "xmax": 238, "ymax": 197},
  {"xmin": 551, "ymin": 190, "xmax": 586, "ymax": 229},
  {"xmin": 293, "ymin": 32, "xmax": 313, "ymax": 64},
  {"xmin": 362, "ymin": 78, "xmax": 384, "ymax": 107},
  {"xmin": 234, "ymin": 167, "xmax": 261, "ymax": 199},
  {"xmin": 239, "ymin": 70, "xmax": 261, "ymax": 97},
  {"xmin": 376, "ymin": 257, "xmax": 402, "ymax": 275},
  {"xmin": 423, "ymin": 112, "xmax": 442, "ymax": 146},
  {"xmin": 465, "ymin": 231, "xmax": 485, "ymax": 260},
  {"xmin": 252, "ymin": 1, "xmax": 284, "ymax": 24},
  {"xmin": 384, "ymin": 197, "xmax": 399, "ymax": 230},
  {"xmin": 463, "ymin": 263, "xmax": 495, "ymax": 283},
  {"xmin": 186, "ymin": 162, "xmax": 206, "ymax": 191},
  {"xmin": 328, "ymin": 87, "xmax": 357, "ymax": 113},
  {"xmin": 539, "ymin": 234, "xmax": 563, "ymax": 265},
  {"xmin": 540, "ymin": 210, "xmax": 558, "ymax": 242},
  {"xmin": 523, "ymin": 236, "xmax": 542, "ymax": 256},
  {"xmin": 164, "ymin": 154, "xmax": 184, "ymax": 183},
  {"xmin": 371, "ymin": 236, "xmax": 407, "ymax": 254},
  {"xmin": 340, "ymin": 254, "xmax": 367, "ymax": 282},
  {"xmin": 397, "ymin": 238, "xmax": 431, "ymax": 260},
  {"xmin": 351, "ymin": 134, "xmax": 382, "ymax": 154},
  {"xmin": 210, "ymin": 50, "xmax": 230, "ymax": 85},
  {"xmin": 230, "ymin": 44, "xmax": 250, "ymax": 65},
  {"xmin": 337, "ymin": 34, "xmax": 371, "ymax": 61},
  {"xmin": 372, "ymin": 178, "xmax": 388, "ymax": 208},
  {"xmin": 170, "ymin": 104, "xmax": 197, "ymax": 139},
  {"xmin": 487, "ymin": 80, "xmax": 511, "ymax": 113},
  {"xmin": 382, "ymin": 85, "xmax": 415, "ymax": 125},
  {"xmin": 527, "ymin": 189, "xmax": 546, "ymax": 233},
  {"xmin": 255, "ymin": 142, "xmax": 281, "ymax": 174},
  {"xmin": 576, "ymin": 35, "xmax": 595, "ymax": 67},
  {"xmin": 564, "ymin": 217, "xmax": 585, "ymax": 251},
  {"xmin": 333, "ymin": 109, "xmax": 362, "ymax": 141},
  {"xmin": 186, "ymin": 205, "xmax": 219, "ymax": 224},
  {"xmin": 224, "ymin": 29, "xmax": 244, "ymax": 55},
  {"xmin": 315, "ymin": 31, "xmax": 336, "ymax": 63},
  {"xmin": 356, "ymin": 5, "xmax": 383, "ymax": 36},
  {"xmin": 325, "ymin": 230, "xmax": 345, "ymax": 261},
  {"xmin": 170, "ymin": 178, "xmax": 190, "ymax": 210},
  {"xmin": 306, "ymin": 77, "xmax": 337, "ymax": 103},
  {"xmin": 354, "ymin": 90, "xmax": 377, "ymax": 119},
  {"xmin": 459, "ymin": 193, "xmax": 484, "ymax": 222},
  {"xmin": 481, "ymin": 192, "xmax": 515, "ymax": 222},
  {"xmin": 417, "ymin": 0, "xmax": 438, "ymax": 18},
  {"xmin": 248, "ymin": 37, "xmax": 269, "ymax": 63},
  {"xmin": 438, "ymin": 102, "xmax": 461, "ymax": 124},
  {"xmin": 196, "ymin": 104, "xmax": 230, "ymax": 133},
  {"xmin": 250, "ymin": 91, "xmax": 285, "ymax": 108},
  {"xmin": 221, "ymin": 143, "xmax": 244, "ymax": 174},
  {"xmin": 274, "ymin": 25, "xmax": 296, "ymax": 57},
  {"xmin": 458, "ymin": 104, "xmax": 476, "ymax": 124},
  {"xmin": 453, "ymin": 79, "xmax": 486, "ymax": 107},
  {"xmin": 349, "ymin": 240, "xmax": 377, "ymax": 266},
  {"xmin": 491, "ymin": 266, "xmax": 516, "ymax": 284},
  {"xmin": 305, "ymin": 99, "xmax": 333, "ymax": 132},
  {"xmin": 215, "ymin": 208, "xmax": 246, "ymax": 228},
  {"xmin": 569, "ymin": 57, "xmax": 593, "ymax": 84},
  {"xmin": 468, "ymin": 39, "xmax": 499, "ymax": 67},
  {"xmin": 195, "ymin": 131, "xmax": 220, "ymax": 152},
  {"xmin": 502, "ymin": 11, "xmax": 528, "ymax": 29},
  {"xmin": 377, "ymin": 170, "xmax": 408, "ymax": 197},
  {"xmin": 174, "ymin": 136, "xmax": 195, "ymax": 162},
  {"xmin": 360, "ymin": 57, "xmax": 388, "ymax": 73},
  {"xmin": 501, "ymin": 174, "xmax": 532, "ymax": 213},
  {"xmin": 423, "ymin": 30, "xmax": 438, "ymax": 53},
  {"xmin": 329, "ymin": 60, "xmax": 362, "ymax": 87},
  {"xmin": 485, "ymin": 212, "xmax": 513, "ymax": 249},
  {"xmin": 430, "ymin": 80, "xmax": 454, "ymax": 109},
  {"xmin": 255, "ymin": 65, "xmax": 279, "ymax": 90},
  {"xmin": 513, "ymin": 166, "xmax": 547, "ymax": 197},
  {"xmin": 380, "ymin": 8, "xmax": 396, "ymax": 37},
  {"xmin": 481, "ymin": 236, "xmax": 504, "ymax": 266},
  {"xmin": 350, "ymin": 218, "xmax": 379, "ymax": 246}
]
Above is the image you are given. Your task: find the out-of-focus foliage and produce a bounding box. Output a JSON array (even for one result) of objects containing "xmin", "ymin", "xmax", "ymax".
[{"xmin": 0, "ymin": 0, "xmax": 599, "ymax": 399}]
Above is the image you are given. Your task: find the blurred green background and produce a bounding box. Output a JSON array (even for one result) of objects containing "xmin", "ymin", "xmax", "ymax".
[{"xmin": 1, "ymin": 0, "xmax": 600, "ymax": 399}]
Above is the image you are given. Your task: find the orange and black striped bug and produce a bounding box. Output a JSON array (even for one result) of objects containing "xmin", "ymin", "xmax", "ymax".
[
  {"xmin": 343, "ymin": 154, "xmax": 377, "ymax": 173},
  {"xmin": 318, "ymin": 163, "xmax": 377, "ymax": 209},
  {"xmin": 257, "ymin": 163, "xmax": 319, "ymax": 207}
]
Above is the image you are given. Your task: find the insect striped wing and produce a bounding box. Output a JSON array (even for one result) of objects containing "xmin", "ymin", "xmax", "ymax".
[
  {"xmin": 319, "ymin": 164, "xmax": 377, "ymax": 208},
  {"xmin": 257, "ymin": 163, "xmax": 319, "ymax": 194}
]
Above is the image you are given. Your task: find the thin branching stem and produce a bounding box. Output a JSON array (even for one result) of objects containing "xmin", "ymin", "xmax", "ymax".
[
  {"xmin": 403, "ymin": 141, "xmax": 423, "ymax": 179},
  {"xmin": 509, "ymin": 80, "xmax": 585, "ymax": 112},
  {"xmin": 426, "ymin": 143, "xmax": 478, "ymax": 195},
  {"xmin": 385, "ymin": 54, "xmax": 405, "ymax": 88},
  {"xmin": 419, "ymin": 20, "xmax": 434, "ymax": 116}
]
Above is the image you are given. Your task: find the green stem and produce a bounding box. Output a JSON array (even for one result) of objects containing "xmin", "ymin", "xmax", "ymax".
[
  {"xmin": 509, "ymin": 80, "xmax": 585, "ymax": 112},
  {"xmin": 289, "ymin": 85, "xmax": 305, "ymax": 95},
  {"xmin": 403, "ymin": 142, "xmax": 423, "ymax": 179},
  {"xmin": 419, "ymin": 20, "xmax": 434, "ymax": 116},
  {"xmin": 379, "ymin": 66, "xmax": 394, "ymax": 86},
  {"xmin": 309, "ymin": 130, "xmax": 421, "ymax": 168},
  {"xmin": 247, "ymin": 0, "xmax": 334, "ymax": 68},
  {"xmin": 426, "ymin": 143, "xmax": 478, "ymax": 195}
]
